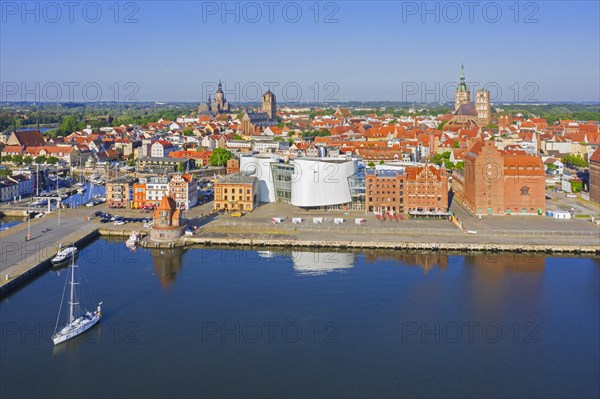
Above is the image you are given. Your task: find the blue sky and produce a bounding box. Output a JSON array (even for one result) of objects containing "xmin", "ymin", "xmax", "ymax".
[{"xmin": 1, "ymin": 1, "xmax": 599, "ymax": 102}]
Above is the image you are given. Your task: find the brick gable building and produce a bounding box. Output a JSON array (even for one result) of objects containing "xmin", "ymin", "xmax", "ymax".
[
  {"xmin": 365, "ymin": 165, "xmax": 449, "ymax": 214},
  {"xmin": 458, "ymin": 140, "xmax": 546, "ymax": 215},
  {"xmin": 589, "ymin": 147, "xmax": 600, "ymax": 204}
]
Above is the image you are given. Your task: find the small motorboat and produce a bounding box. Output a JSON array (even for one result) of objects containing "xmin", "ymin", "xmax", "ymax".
[
  {"xmin": 125, "ymin": 231, "xmax": 140, "ymax": 247},
  {"xmin": 51, "ymin": 246, "xmax": 78, "ymax": 266}
]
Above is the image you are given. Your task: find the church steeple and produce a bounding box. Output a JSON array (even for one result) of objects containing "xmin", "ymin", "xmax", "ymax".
[
  {"xmin": 454, "ymin": 62, "xmax": 470, "ymax": 112},
  {"xmin": 457, "ymin": 62, "xmax": 468, "ymax": 92}
]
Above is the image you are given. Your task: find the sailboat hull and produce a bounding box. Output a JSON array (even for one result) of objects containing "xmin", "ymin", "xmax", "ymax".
[{"xmin": 53, "ymin": 312, "xmax": 101, "ymax": 345}]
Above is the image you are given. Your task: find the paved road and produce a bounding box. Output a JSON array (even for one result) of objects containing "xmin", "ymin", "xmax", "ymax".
[
  {"xmin": 450, "ymin": 201, "xmax": 600, "ymax": 234},
  {"xmin": 0, "ymin": 212, "xmax": 94, "ymax": 274}
]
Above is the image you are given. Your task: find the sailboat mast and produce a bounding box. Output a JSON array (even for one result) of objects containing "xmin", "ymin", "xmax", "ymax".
[{"xmin": 69, "ymin": 260, "xmax": 75, "ymax": 324}]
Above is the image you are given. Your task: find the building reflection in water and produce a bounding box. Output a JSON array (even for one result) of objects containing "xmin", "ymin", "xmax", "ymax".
[
  {"xmin": 148, "ymin": 246, "xmax": 184, "ymax": 288},
  {"xmin": 464, "ymin": 253, "xmax": 545, "ymax": 272},
  {"xmin": 364, "ymin": 251, "xmax": 449, "ymax": 273},
  {"xmin": 287, "ymin": 249, "xmax": 551, "ymax": 276}
]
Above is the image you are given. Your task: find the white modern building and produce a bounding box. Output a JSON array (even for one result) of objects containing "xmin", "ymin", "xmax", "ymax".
[
  {"xmin": 291, "ymin": 158, "xmax": 358, "ymax": 207},
  {"xmin": 240, "ymin": 154, "xmax": 279, "ymax": 203},
  {"xmin": 239, "ymin": 154, "xmax": 362, "ymax": 209}
]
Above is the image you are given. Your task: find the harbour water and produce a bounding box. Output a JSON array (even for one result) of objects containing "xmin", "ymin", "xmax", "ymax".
[
  {"xmin": 62, "ymin": 181, "xmax": 106, "ymax": 208},
  {"xmin": 1, "ymin": 239, "xmax": 598, "ymax": 398},
  {"xmin": 0, "ymin": 217, "xmax": 24, "ymax": 232}
]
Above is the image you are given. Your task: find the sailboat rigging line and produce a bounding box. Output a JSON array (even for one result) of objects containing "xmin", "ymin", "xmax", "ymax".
[
  {"xmin": 54, "ymin": 265, "xmax": 70, "ymax": 335},
  {"xmin": 79, "ymin": 262, "xmax": 94, "ymax": 311}
]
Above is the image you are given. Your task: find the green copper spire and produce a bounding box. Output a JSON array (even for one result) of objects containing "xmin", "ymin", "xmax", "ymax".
[{"xmin": 457, "ymin": 62, "xmax": 468, "ymax": 92}]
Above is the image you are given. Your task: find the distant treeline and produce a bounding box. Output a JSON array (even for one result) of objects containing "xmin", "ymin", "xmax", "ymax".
[
  {"xmin": 0, "ymin": 102, "xmax": 598, "ymax": 136},
  {"xmin": 497, "ymin": 104, "xmax": 600, "ymax": 124}
]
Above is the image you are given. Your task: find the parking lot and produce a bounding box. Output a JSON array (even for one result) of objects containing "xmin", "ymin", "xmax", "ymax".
[
  {"xmin": 91, "ymin": 211, "xmax": 152, "ymax": 226},
  {"xmin": 450, "ymin": 200, "xmax": 600, "ymax": 236},
  {"xmin": 545, "ymin": 190, "xmax": 600, "ymax": 217},
  {"xmin": 217, "ymin": 202, "xmax": 459, "ymax": 231}
]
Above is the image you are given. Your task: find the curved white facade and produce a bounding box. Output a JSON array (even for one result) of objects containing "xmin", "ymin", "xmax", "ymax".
[
  {"xmin": 240, "ymin": 154, "xmax": 279, "ymax": 203},
  {"xmin": 291, "ymin": 158, "xmax": 357, "ymax": 207}
]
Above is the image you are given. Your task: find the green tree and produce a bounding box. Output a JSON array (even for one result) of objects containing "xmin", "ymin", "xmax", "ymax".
[
  {"xmin": 177, "ymin": 162, "xmax": 186, "ymax": 172},
  {"xmin": 430, "ymin": 152, "xmax": 450, "ymax": 165},
  {"xmin": 452, "ymin": 140, "xmax": 460, "ymax": 148},
  {"xmin": 59, "ymin": 115, "xmax": 79, "ymax": 134},
  {"xmin": 379, "ymin": 160, "xmax": 385, "ymax": 164},
  {"xmin": 444, "ymin": 160, "xmax": 455, "ymax": 170},
  {"xmin": 182, "ymin": 129, "xmax": 194, "ymax": 137},
  {"xmin": 232, "ymin": 134, "xmax": 243, "ymax": 140},
  {"xmin": 127, "ymin": 159, "xmax": 136, "ymax": 167},
  {"xmin": 210, "ymin": 148, "xmax": 233, "ymax": 167},
  {"xmin": 11, "ymin": 155, "xmax": 23, "ymax": 164},
  {"xmin": 455, "ymin": 161, "xmax": 464, "ymax": 170},
  {"xmin": 23, "ymin": 156, "xmax": 33, "ymax": 164},
  {"xmin": 46, "ymin": 156, "xmax": 59, "ymax": 164},
  {"xmin": 34, "ymin": 155, "xmax": 46, "ymax": 164},
  {"xmin": 367, "ymin": 161, "xmax": 375, "ymax": 167},
  {"xmin": 563, "ymin": 154, "xmax": 588, "ymax": 168}
]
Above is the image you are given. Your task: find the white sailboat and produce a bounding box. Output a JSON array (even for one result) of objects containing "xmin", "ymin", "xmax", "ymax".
[{"xmin": 52, "ymin": 255, "xmax": 102, "ymax": 345}]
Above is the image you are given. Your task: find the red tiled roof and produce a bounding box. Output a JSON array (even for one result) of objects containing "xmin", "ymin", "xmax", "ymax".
[
  {"xmin": 590, "ymin": 147, "xmax": 600, "ymax": 163},
  {"xmin": 12, "ymin": 130, "xmax": 46, "ymax": 147}
]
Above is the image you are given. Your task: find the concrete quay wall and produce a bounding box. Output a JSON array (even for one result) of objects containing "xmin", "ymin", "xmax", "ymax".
[{"xmin": 184, "ymin": 236, "xmax": 600, "ymax": 254}]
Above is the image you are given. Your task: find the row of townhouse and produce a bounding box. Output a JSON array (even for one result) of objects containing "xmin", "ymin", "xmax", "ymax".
[
  {"xmin": 0, "ymin": 174, "xmax": 35, "ymax": 202},
  {"xmin": 0, "ymin": 180, "xmax": 18, "ymax": 202},
  {"xmin": 109, "ymin": 174, "xmax": 198, "ymax": 210}
]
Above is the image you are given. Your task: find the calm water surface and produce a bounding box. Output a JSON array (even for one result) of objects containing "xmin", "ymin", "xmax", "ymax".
[{"xmin": 1, "ymin": 239, "xmax": 598, "ymax": 398}]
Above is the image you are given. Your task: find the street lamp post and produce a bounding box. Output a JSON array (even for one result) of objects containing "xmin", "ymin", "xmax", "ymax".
[{"xmin": 27, "ymin": 202, "xmax": 30, "ymax": 241}]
